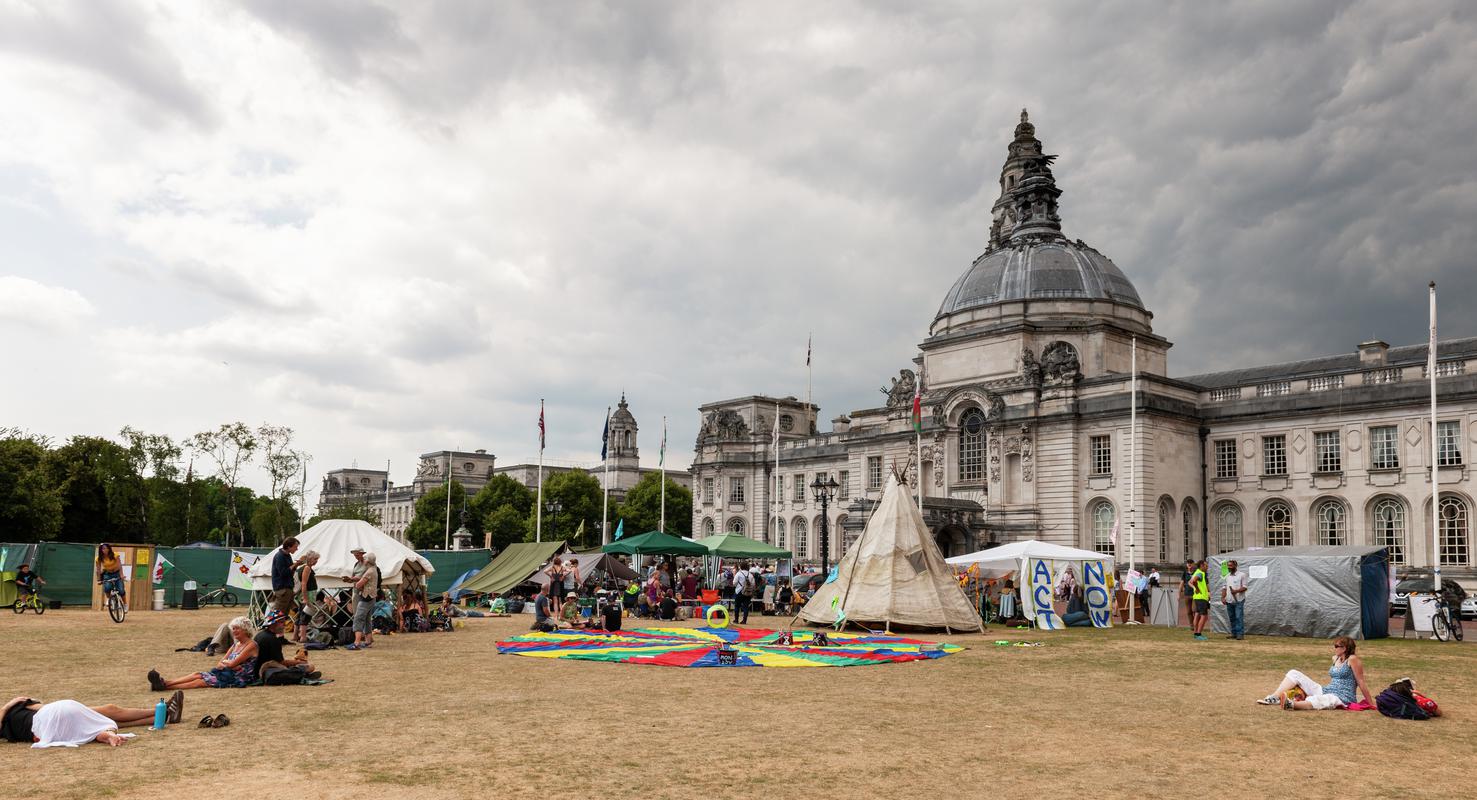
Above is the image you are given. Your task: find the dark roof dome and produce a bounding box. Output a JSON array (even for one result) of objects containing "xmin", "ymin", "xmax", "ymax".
[{"xmin": 934, "ymin": 110, "xmax": 1145, "ymax": 324}]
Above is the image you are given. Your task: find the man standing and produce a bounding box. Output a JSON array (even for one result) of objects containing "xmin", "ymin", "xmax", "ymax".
[
  {"xmin": 1181, "ymin": 559, "xmax": 1196, "ymax": 628},
  {"xmin": 732, "ymin": 561, "xmax": 754, "ymax": 625},
  {"xmin": 270, "ymin": 537, "xmax": 300, "ymax": 618},
  {"xmin": 347, "ymin": 552, "xmax": 379, "ymax": 651},
  {"xmin": 1190, "ymin": 560, "xmax": 1210, "ymax": 641},
  {"xmin": 1222, "ymin": 560, "xmax": 1248, "ymax": 640}
]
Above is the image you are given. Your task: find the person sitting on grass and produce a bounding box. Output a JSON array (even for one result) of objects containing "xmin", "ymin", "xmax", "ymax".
[
  {"xmin": 3, "ymin": 691, "xmax": 185, "ymax": 748},
  {"xmin": 401, "ymin": 589, "xmax": 428, "ymax": 632},
  {"xmin": 1257, "ymin": 636, "xmax": 1375, "ymax": 710},
  {"xmin": 658, "ymin": 590, "xmax": 678, "ymax": 621},
  {"xmin": 150, "ymin": 617, "xmax": 258, "ymax": 690},
  {"xmin": 531, "ymin": 584, "xmax": 557, "ymax": 633},
  {"xmin": 254, "ymin": 608, "xmax": 320, "ymax": 683},
  {"xmin": 560, "ymin": 591, "xmax": 581, "ymax": 625},
  {"xmin": 12, "ymin": 564, "xmax": 44, "ymax": 604},
  {"xmin": 204, "ymin": 616, "xmax": 257, "ymax": 657}
]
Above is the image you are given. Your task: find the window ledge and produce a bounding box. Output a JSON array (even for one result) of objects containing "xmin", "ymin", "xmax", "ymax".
[{"xmin": 1368, "ymin": 467, "xmax": 1401, "ymax": 473}]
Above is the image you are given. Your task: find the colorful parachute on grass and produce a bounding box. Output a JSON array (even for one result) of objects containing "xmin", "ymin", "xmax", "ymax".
[{"xmin": 496, "ymin": 626, "xmax": 962, "ymax": 668}]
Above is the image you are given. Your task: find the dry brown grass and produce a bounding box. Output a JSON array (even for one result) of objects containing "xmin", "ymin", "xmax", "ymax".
[{"xmin": 1, "ymin": 608, "xmax": 1473, "ymax": 799}]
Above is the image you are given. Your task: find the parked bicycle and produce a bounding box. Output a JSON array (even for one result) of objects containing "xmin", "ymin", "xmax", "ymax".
[
  {"xmin": 1431, "ymin": 593, "xmax": 1465, "ymax": 642},
  {"xmin": 12, "ymin": 591, "xmax": 45, "ymax": 615},
  {"xmin": 197, "ymin": 582, "xmax": 240, "ymax": 608}
]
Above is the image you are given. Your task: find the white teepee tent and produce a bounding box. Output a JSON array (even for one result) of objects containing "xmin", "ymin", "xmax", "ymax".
[{"xmin": 799, "ymin": 474, "xmax": 983, "ymax": 632}]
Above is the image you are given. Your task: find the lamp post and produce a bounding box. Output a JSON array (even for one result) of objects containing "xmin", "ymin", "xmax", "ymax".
[
  {"xmin": 810, "ymin": 474, "xmax": 840, "ymax": 574},
  {"xmin": 544, "ymin": 500, "xmax": 563, "ymax": 541}
]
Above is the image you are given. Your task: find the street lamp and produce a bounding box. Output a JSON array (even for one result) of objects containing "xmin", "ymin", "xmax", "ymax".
[
  {"xmin": 810, "ymin": 474, "xmax": 840, "ymax": 574},
  {"xmin": 544, "ymin": 500, "xmax": 563, "ymax": 541}
]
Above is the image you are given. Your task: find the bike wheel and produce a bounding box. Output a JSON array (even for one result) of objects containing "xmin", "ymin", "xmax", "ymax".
[
  {"xmin": 1432, "ymin": 611, "xmax": 1451, "ymax": 642},
  {"xmin": 108, "ymin": 593, "xmax": 126, "ymax": 623},
  {"xmin": 222, "ymin": 591, "xmax": 239, "ymax": 608},
  {"xmin": 1453, "ymin": 613, "xmax": 1465, "ymax": 641},
  {"xmin": 34, "ymin": 599, "xmax": 44, "ymax": 615},
  {"xmin": 11, "ymin": 599, "xmax": 23, "ymax": 614}
]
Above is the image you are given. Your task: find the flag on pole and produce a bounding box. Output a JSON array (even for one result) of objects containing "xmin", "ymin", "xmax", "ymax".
[
  {"xmin": 152, "ymin": 553, "xmax": 174, "ymax": 585},
  {"xmin": 614, "ymin": 519, "xmax": 624, "ymax": 540},
  {"xmin": 600, "ymin": 407, "xmax": 610, "ymax": 460},
  {"xmin": 659, "ymin": 418, "xmax": 667, "ymax": 467},
  {"xmin": 806, "ymin": 334, "xmax": 812, "ymax": 367},
  {"xmin": 538, "ymin": 400, "xmax": 546, "ymax": 452},
  {"xmin": 1110, "ymin": 519, "xmax": 1120, "ymax": 549},
  {"xmin": 911, "ymin": 379, "xmax": 923, "ymax": 434}
]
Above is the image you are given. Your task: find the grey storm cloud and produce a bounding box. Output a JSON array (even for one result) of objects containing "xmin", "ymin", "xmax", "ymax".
[{"xmin": 2, "ymin": 0, "xmax": 1476, "ymax": 494}]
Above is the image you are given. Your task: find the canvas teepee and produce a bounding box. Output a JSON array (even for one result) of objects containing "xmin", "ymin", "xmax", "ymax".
[{"xmin": 799, "ymin": 474, "xmax": 983, "ymax": 632}]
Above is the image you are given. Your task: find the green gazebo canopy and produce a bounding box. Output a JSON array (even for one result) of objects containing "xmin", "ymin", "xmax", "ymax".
[
  {"xmin": 601, "ymin": 530, "xmax": 709, "ymax": 556},
  {"xmin": 695, "ymin": 533, "xmax": 793, "ymax": 558}
]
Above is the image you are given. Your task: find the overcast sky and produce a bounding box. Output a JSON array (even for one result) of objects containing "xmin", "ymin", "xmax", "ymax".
[{"xmin": 3, "ymin": 1, "xmax": 1475, "ymax": 503}]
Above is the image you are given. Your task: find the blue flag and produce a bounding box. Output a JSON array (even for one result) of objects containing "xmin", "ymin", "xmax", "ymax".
[
  {"xmin": 614, "ymin": 519, "xmax": 624, "ymax": 540},
  {"xmin": 601, "ymin": 407, "xmax": 610, "ymax": 460}
]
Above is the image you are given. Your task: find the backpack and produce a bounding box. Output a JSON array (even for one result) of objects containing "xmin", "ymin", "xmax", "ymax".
[
  {"xmin": 1376, "ymin": 688, "xmax": 1430, "ymax": 721},
  {"xmin": 261, "ymin": 664, "xmax": 309, "ymax": 686},
  {"xmin": 1412, "ymin": 691, "xmax": 1441, "ymax": 717}
]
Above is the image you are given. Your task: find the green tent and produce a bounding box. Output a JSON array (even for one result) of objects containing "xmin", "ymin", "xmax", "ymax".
[
  {"xmin": 694, "ymin": 533, "xmax": 793, "ymax": 558},
  {"xmin": 456, "ymin": 540, "xmax": 566, "ymax": 596},
  {"xmin": 602, "ymin": 530, "xmax": 709, "ymax": 556}
]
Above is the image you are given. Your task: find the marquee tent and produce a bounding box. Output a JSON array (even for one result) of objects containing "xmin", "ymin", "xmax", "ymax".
[
  {"xmin": 247, "ymin": 519, "xmax": 434, "ymax": 589},
  {"xmin": 695, "ymin": 533, "xmax": 793, "ymax": 558},
  {"xmin": 602, "ymin": 530, "xmax": 709, "ymax": 556},
  {"xmin": 945, "ymin": 540, "xmax": 1115, "ymax": 574},
  {"xmin": 457, "ymin": 540, "xmax": 568, "ymax": 597},
  {"xmin": 800, "ymin": 475, "xmax": 983, "ymax": 632},
  {"xmin": 945, "ymin": 539, "xmax": 1115, "ymax": 626},
  {"xmin": 1208, "ymin": 546, "xmax": 1391, "ymax": 639}
]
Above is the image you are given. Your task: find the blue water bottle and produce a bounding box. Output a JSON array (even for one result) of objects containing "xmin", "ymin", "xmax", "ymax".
[{"xmin": 153, "ymin": 698, "xmax": 167, "ymax": 730}]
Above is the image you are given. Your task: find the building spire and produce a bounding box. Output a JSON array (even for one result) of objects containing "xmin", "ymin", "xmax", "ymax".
[{"xmin": 988, "ymin": 108, "xmax": 1064, "ymax": 248}]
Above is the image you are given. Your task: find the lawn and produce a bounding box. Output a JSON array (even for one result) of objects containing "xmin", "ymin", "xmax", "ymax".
[{"xmin": 1, "ymin": 608, "xmax": 1473, "ymax": 799}]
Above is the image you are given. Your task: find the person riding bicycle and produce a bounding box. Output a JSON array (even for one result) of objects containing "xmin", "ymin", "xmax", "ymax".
[
  {"xmin": 96, "ymin": 544, "xmax": 125, "ymax": 603},
  {"xmin": 13, "ymin": 564, "xmax": 44, "ymax": 603}
]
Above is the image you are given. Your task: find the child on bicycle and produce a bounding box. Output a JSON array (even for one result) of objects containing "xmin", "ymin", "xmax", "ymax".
[
  {"xmin": 97, "ymin": 543, "xmax": 125, "ymax": 602},
  {"xmin": 13, "ymin": 563, "xmax": 44, "ymax": 601}
]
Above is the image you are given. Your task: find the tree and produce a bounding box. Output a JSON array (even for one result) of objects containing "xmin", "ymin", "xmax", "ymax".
[
  {"xmin": 256, "ymin": 424, "xmax": 305, "ymax": 542},
  {"xmin": 42, "ymin": 435, "xmax": 147, "ymax": 543},
  {"xmin": 615, "ymin": 472, "xmax": 694, "ymax": 538},
  {"xmin": 538, "ymin": 470, "xmax": 603, "ymax": 548},
  {"xmin": 119, "ymin": 426, "xmax": 182, "ymax": 542},
  {"xmin": 249, "ymin": 497, "xmax": 300, "ymax": 546},
  {"xmin": 306, "ymin": 499, "xmax": 382, "ymax": 529},
  {"xmin": 189, "ymin": 423, "xmax": 257, "ymax": 547},
  {"xmin": 404, "ymin": 481, "xmax": 466, "ymax": 550},
  {"xmin": 483, "ymin": 503, "xmax": 528, "ymax": 553},
  {"xmin": 470, "ymin": 474, "xmax": 536, "ymax": 520},
  {"xmin": 0, "ymin": 432, "xmax": 63, "ymax": 541}
]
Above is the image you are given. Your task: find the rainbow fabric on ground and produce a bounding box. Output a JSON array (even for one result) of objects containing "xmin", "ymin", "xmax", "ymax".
[{"xmin": 495, "ymin": 626, "xmax": 963, "ymax": 668}]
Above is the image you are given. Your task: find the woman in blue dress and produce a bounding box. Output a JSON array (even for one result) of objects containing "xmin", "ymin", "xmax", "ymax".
[{"xmin": 1257, "ymin": 636, "xmax": 1375, "ymax": 710}]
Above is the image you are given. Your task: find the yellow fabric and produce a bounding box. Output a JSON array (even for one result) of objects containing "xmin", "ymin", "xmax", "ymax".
[
  {"xmin": 1191, "ymin": 569, "xmax": 1209, "ymax": 600},
  {"xmin": 100, "ymin": 554, "xmax": 121, "ymax": 573}
]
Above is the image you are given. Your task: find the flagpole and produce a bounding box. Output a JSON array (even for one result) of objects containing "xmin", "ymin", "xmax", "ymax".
[
  {"xmin": 805, "ymin": 333, "xmax": 813, "ymax": 412},
  {"xmin": 773, "ymin": 403, "xmax": 781, "ymax": 544},
  {"xmin": 659, "ymin": 415, "xmax": 667, "ymax": 533},
  {"xmin": 536, "ymin": 400, "xmax": 545, "ymax": 543},
  {"xmin": 1429, "ymin": 282, "xmax": 1441, "ymax": 594},
  {"xmin": 383, "ymin": 458, "xmax": 391, "ymax": 536},
  {"xmin": 601, "ymin": 406, "xmax": 612, "ymax": 545},
  {"xmin": 297, "ymin": 455, "xmax": 308, "ymax": 536},
  {"xmin": 443, "ymin": 453, "xmax": 452, "ymax": 550},
  {"xmin": 1128, "ymin": 336, "xmax": 1138, "ymax": 623}
]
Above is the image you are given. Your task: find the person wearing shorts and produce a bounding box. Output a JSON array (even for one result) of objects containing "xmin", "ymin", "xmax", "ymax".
[
  {"xmin": 1189, "ymin": 560, "xmax": 1210, "ymax": 641},
  {"xmin": 348, "ymin": 553, "xmax": 380, "ymax": 650}
]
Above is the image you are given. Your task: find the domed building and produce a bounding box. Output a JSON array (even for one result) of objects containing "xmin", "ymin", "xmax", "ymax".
[{"xmin": 691, "ymin": 111, "xmax": 1477, "ymax": 584}]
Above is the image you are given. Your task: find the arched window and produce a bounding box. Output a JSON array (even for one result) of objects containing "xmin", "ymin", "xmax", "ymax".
[
  {"xmin": 814, "ymin": 515, "xmax": 830, "ymax": 560},
  {"xmin": 835, "ymin": 515, "xmax": 849, "ymax": 554},
  {"xmin": 1439, "ymin": 497, "xmax": 1469, "ymax": 566},
  {"xmin": 727, "ymin": 518, "xmax": 745, "ymax": 535},
  {"xmin": 1316, "ymin": 500, "xmax": 1345, "ymax": 546},
  {"xmin": 1265, "ymin": 502, "xmax": 1293, "ymax": 547},
  {"xmin": 623, "ymin": 431, "xmax": 631, "ymax": 448},
  {"xmin": 1372, "ymin": 498, "xmax": 1405, "ymax": 564},
  {"xmin": 1091, "ymin": 500, "xmax": 1115, "ymax": 555},
  {"xmin": 702, "ymin": 517, "xmax": 715, "ymax": 536},
  {"xmin": 1215, "ymin": 503, "xmax": 1243, "ymax": 553},
  {"xmin": 1158, "ymin": 500, "xmax": 1171, "ymax": 562},
  {"xmin": 774, "ymin": 517, "xmax": 786, "ymax": 549},
  {"xmin": 1183, "ymin": 500, "xmax": 1198, "ymax": 560},
  {"xmin": 959, "ymin": 408, "xmax": 986, "ymax": 482},
  {"xmin": 793, "ymin": 517, "xmax": 808, "ymax": 559}
]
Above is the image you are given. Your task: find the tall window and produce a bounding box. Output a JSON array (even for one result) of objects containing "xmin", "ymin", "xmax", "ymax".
[
  {"xmin": 702, "ymin": 517, "xmax": 715, "ymax": 535},
  {"xmin": 1158, "ymin": 500, "xmax": 1171, "ymax": 562},
  {"xmin": 1437, "ymin": 421, "xmax": 1463, "ymax": 466},
  {"xmin": 1265, "ymin": 502, "xmax": 1293, "ymax": 547},
  {"xmin": 728, "ymin": 477, "xmax": 745, "ymax": 504},
  {"xmin": 794, "ymin": 474, "xmax": 806, "ymax": 502},
  {"xmin": 1215, "ymin": 504, "xmax": 1243, "ymax": 553},
  {"xmin": 1262, "ymin": 435, "xmax": 1287, "ymax": 476},
  {"xmin": 959, "ymin": 409, "xmax": 987, "ymax": 481},
  {"xmin": 1091, "ymin": 501, "xmax": 1115, "ymax": 556},
  {"xmin": 1214, "ymin": 440, "xmax": 1238, "ymax": 479},
  {"xmin": 774, "ymin": 517, "xmax": 786, "ymax": 549},
  {"xmin": 1183, "ymin": 501, "xmax": 1197, "ymax": 560},
  {"xmin": 727, "ymin": 518, "xmax": 745, "ymax": 534},
  {"xmin": 703, "ymin": 477, "xmax": 714, "ymax": 503},
  {"xmin": 1370, "ymin": 425, "xmax": 1399, "ymax": 469},
  {"xmin": 867, "ymin": 456, "xmax": 883, "ymax": 490},
  {"xmin": 1315, "ymin": 431, "xmax": 1341, "ymax": 473},
  {"xmin": 1372, "ymin": 499, "xmax": 1404, "ymax": 564},
  {"xmin": 1439, "ymin": 497, "xmax": 1469, "ymax": 566},
  {"xmin": 838, "ymin": 471, "xmax": 850, "ymax": 500},
  {"xmin": 1091, "ymin": 435, "xmax": 1112, "ymax": 476},
  {"xmin": 1315, "ymin": 500, "xmax": 1345, "ymax": 546},
  {"xmin": 793, "ymin": 517, "xmax": 808, "ymax": 559}
]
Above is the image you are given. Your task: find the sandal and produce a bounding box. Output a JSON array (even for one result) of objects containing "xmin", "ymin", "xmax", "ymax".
[
  {"xmin": 212, "ymin": 713, "xmax": 230, "ymax": 728},
  {"xmin": 198, "ymin": 715, "xmax": 214, "ymax": 729}
]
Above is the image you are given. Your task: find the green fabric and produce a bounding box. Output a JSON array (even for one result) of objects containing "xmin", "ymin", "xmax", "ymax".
[
  {"xmin": 694, "ymin": 533, "xmax": 792, "ymax": 558},
  {"xmin": 457, "ymin": 540, "xmax": 566, "ymax": 596},
  {"xmin": 419, "ymin": 549, "xmax": 494, "ymax": 595},
  {"xmin": 601, "ymin": 530, "xmax": 708, "ymax": 556}
]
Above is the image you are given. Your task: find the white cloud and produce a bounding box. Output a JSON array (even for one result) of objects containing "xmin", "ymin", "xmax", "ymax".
[{"xmin": 0, "ymin": 276, "xmax": 95, "ymax": 331}]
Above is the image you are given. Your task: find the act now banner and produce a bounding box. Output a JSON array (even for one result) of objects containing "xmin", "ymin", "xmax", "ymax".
[
  {"xmin": 1082, "ymin": 559, "xmax": 1113, "ymax": 628},
  {"xmin": 1025, "ymin": 558, "xmax": 1062, "ymax": 630}
]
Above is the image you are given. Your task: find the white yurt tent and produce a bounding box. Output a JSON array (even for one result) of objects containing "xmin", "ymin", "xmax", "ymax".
[
  {"xmin": 799, "ymin": 474, "xmax": 983, "ymax": 632},
  {"xmin": 946, "ymin": 540, "xmax": 1115, "ymax": 628},
  {"xmin": 248, "ymin": 519, "xmax": 434, "ymax": 590}
]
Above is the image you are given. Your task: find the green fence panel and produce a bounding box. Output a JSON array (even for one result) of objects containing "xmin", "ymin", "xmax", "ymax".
[
  {"xmin": 33, "ymin": 542, "xmax": 100, "ymax": 606},
  {"xmin": 417, "ymin": 549, "xmax": 494, "ymax": 595}
]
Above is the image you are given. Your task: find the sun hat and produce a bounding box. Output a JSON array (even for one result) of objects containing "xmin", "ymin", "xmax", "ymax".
[
  {"xmin": 262, "ymin": 608, "xmax": 287, "ymax": 627},
  {"xmin": 566, "ymin": 591, "xmax": 577, "ymax": 598},
  {"xmin": 350, "ymin": 547, "xmax": 366, "ymax": 554}
]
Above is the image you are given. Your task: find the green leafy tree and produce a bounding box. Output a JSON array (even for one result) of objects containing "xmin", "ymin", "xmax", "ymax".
[
  {"xmin": 615, "ymin": 472, "xmax": 693, "ymax": 538},
  {"xmin": 249, "ymin": 497, "xmax": 301, "ymax": 546},
  {"xmin": 42, "ymin": 435, "xmax": 147, "ymax": 543},
  {"xmin": 538, "ymin": 470, "xmax": 603, "ymax": 548},
  {"xmin": 483, "ymin": 503, "xmax": 528, "ymax": 553},
  {"xmin": 470, "ymin": 474, "xmax": 535, "ymax": 521},
  {"xmin": 404, "ymin": 481, "xmax": 466, "ymax": 550},
  {"xmin": 0, "ymin": 431, "xmax": 63, "ymax": 541},
  {"xmin": 306, "ymin": 499, "xmax": 382, "ymax": 529},
  {"xmin": 188, "ymin": 422, "xmax": 258, "ymax": 547}
]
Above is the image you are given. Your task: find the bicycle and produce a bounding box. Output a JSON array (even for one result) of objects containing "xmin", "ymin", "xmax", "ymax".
[
  {"xmin": 1431, "ymin": 594, "xmax": 1464, "ymax": 642},
  {"xmin": 197, "ymin": 582, "xmax": 240, "ymax": 608},
  {"xmin": 102, "ymin": 580, "xmax": 127, "ymax": 623},
  {"xmin": 12, "ymin": 591, "xmax": 45, "ymax": 615}
]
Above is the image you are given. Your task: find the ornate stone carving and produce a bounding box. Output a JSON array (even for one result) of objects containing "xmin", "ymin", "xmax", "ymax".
[
  {"xmin": 1019, "ymin": 348, "xmax": 1043, "ymax": 386},
  {"xmin": 416, "ymin": 458, "xmax": 440, "ymax": 479},
  {"xmin": 699, "ymin": 409, "xmax": 750, "ymax": 442},
  {"xmin": 1040, "ymin": 341, "xmax": 1082, "ymax": 383},
  {"xmin": 780, "ymin": 414, "xmax": 794, "ymax": 433},
  {"xmin": 988, "ymin": 435, "xmax": 1002, "ymax": 483},
  {"xmin": 880, "ymin": 368, "xmax": 916, "ymax": 416}
]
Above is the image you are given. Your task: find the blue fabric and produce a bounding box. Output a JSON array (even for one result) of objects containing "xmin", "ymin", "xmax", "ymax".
[
  {"xmin": 1358, "ymin": 551, "xmax": 1390, "ymax": 639},
  {"xmin": 1227, "ymin": 602, "xmax": 1245, "ymax": 638},
  {"xmin": 1324, "ymin": 659, "xmax": 1357, "ymax": 704},
  {"xmin": 271, "ymin": 550, "xmax": 293, "ymax": 591}
]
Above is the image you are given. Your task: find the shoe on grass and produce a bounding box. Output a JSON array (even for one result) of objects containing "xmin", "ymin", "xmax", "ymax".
[
  {"xmin": 148, "ymin": 669, "xmax": 165, "ymax": 692},
  {"xmin": 1257, "ymin": 695, "xmax": 1279, "ymax": 705},
  {"xmin": 166, "ymin": 690, "xmax": 184, "ymax": 725}
]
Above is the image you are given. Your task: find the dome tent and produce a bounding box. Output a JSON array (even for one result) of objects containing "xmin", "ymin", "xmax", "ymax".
[{"xmin": 248, "ymin": 519, "xmax": 434, "ymax": 590}]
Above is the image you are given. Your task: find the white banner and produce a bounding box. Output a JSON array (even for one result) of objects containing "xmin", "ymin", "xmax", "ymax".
[
  {"xmin": 1082, "ymin": 559, "xmax": 1113, "ymax": 627},
  {"xmin": 227, "ymin": 550, "xmax": 261, "ymax": 590},
  {"xmin": 1025, "ymin": 558, "xmax": 1062, "ymax": 630}
]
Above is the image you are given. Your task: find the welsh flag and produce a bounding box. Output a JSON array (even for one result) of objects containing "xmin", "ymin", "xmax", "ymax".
[
  {"xmin": 911, "ymin": 380, "xmax": 923, "ymax": 434},
  {"xmin": 614, "ymin": 519, "xmax": 625, "ymax": 540},
  {"xmin": 152, "ymin": 553, "xmax": 174, "ymax": 585}
]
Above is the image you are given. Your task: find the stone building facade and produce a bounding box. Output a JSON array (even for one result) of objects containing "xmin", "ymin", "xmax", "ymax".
[{"xmin": 689, "ymin": 110, "xmax": 1477, "ymax": 583}]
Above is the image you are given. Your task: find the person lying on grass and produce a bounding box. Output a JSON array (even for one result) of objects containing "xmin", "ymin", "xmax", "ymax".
[
  {"xmin": 3, "ymin": 691, "xmax": 184, "ymax": 748},
  {"xmin": 151, "ymin": 615, "xmax": 258, "ymax": 690},
  {"xmin": 1257, "ymin": 635, "xmax": 1374, "ymax": 710}
]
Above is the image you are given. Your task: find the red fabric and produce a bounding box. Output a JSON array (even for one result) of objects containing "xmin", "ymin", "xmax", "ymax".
[
  {"xmin": 1344, "ymin": 701, "xmax": 1377, "ymax": 711},
  {"xmin": 1412, "ymin": 692, "xmax": 1440, "ymax": 717}
]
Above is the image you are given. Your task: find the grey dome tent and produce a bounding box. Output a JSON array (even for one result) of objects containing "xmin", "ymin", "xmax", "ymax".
[{"xmin": 1208, "ymin": 546, "xmax": 1391, "ymax": 640}]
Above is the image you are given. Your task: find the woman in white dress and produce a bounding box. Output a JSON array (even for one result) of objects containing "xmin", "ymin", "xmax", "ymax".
[{"xmin": 2, "ymin": 692, "xmax": 183, "ymax": 748}]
